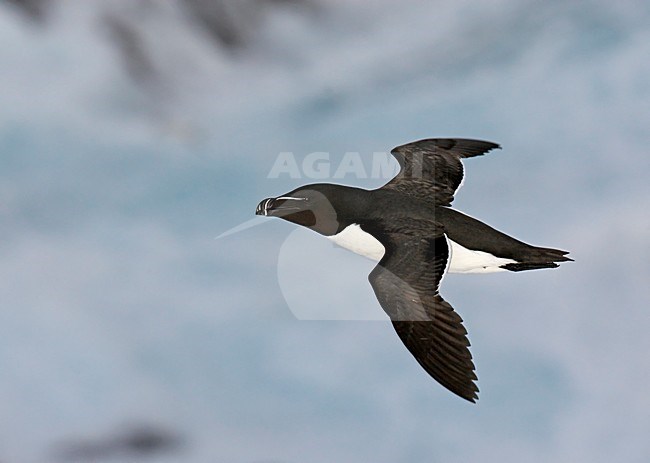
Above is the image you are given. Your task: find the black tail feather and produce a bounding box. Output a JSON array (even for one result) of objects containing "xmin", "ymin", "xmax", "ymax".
[
  {"xmin": 501, "ymin": 246, "xmax": 572, "ymax": 272},
  {"xmin": 501, "ymin": 262, "xmax": 559, "ymax": 272}
]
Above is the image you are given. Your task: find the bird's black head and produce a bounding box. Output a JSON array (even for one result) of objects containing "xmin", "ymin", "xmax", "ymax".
[{"xmin": 256, "ymin": 184, "xmax": 361, "ymax": 236}]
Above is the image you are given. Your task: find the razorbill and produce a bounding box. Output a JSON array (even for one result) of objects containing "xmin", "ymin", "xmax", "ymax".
[{"xmin": 256, "ymin": 138, "xmax": 572, "ymax": 402}]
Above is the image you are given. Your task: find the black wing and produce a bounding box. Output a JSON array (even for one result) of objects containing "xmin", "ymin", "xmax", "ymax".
[
  {"xmin": 383, "ymin": 138, "xmax": 500, "ymax": 207},
  {"xmin": 367, "ymin": 219, "xmax": 478, "ymax": 402}
]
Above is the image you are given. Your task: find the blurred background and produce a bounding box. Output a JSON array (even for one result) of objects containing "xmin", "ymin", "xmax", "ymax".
[{"xmin": 1, "ymin": 0, "xmax": 649, "ymax": 462}]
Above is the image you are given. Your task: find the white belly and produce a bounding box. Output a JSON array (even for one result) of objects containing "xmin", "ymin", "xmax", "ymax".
[
  {"xmin": 446, "ymin": 238, "xmax": 515, "ymax": 273},
  {"xmin": 328, "ymin": 224, "xmax": 515, "ymax": 274},
  {"xmin": 327, "ymin": 224, "xmax": 385, "ymax": 261}
]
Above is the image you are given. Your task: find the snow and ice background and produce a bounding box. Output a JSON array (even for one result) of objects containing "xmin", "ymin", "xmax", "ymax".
[{"xmin": 1, "ymin": 0, "xmax": 649, "ymax": 461}]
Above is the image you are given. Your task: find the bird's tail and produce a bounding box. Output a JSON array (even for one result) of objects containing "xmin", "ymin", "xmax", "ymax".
[{"xmin": 501, "ymin": 247, "xmax": 573, "ymax": 272}]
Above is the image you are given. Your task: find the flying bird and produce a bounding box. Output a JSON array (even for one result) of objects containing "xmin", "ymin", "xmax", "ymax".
[{"xmin": 256, "ymin": 138, "xmax": 571, "ymax": 402}]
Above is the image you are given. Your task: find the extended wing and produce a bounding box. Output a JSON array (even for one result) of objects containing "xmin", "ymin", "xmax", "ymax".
[
  {"xmin": 383, "ymin": 138, "xmax": 500, "ymax": 207},
  {"xmin": 367, "ymin": 218, "xmax": 478, "ymax": 402}
]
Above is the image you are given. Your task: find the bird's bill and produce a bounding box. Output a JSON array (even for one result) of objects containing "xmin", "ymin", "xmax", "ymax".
[{"xmin": 255, "ymin": 197, "xmax": 306, "ymax": 217}]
